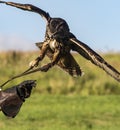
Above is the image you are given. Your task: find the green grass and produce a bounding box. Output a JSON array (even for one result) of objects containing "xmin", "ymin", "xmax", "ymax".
[
  {"xmin": 0, "ymin": 51, "xmax": 120, "ymax": 95},
  {"xmin": 1, "ymin": 94, "xmax": 120, "ymax": 130},
  {"xmin": 0, "ymin": 51, "xmax": 120, "ymax": 130}
]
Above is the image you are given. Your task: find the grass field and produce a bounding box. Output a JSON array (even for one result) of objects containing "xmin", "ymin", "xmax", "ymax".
[
  {"xmin": 0, "ymin": 51, "xmax": 120, "ymax": 130},
  {"xmin": 1, "ymin": 94, "xmax": 120, "ymax": 130},
  {"xmin": 0, "ymin": 51, "xmax": 120, "ymax": 95}
]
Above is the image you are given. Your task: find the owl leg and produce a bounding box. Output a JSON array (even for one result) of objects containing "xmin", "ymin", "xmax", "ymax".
[
  {"xmin": 29, "ymin": 41, "xmax": 49, "ymax": 68},
  {"xmin": 40, "ymin": 47, "xmax": 61, "ymax": 72}
]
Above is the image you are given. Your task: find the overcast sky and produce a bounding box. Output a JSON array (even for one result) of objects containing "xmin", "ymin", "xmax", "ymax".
[{"xmin": 0, "ymin": 0, "xmax": 120, "ymax": 52}]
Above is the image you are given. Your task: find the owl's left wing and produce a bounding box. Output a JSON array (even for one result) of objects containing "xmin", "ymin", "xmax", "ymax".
[{"xmin": 70, "ymin": 38, "xmax": 120, "ymax": 82}]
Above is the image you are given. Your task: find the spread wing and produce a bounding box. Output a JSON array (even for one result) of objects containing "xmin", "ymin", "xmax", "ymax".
[
  {"xmin": 0, "ymin": 1, "xmax": 50, "ymax": 21},
  {"xmin": 70, "ymin": 38, "xmax": 120, "ymax": 82}
]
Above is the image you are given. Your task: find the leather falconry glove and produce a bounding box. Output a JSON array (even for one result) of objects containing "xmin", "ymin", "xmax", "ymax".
[{"xmin": 0, "ymin": 80, "xmax": 36, "ymax": 118}]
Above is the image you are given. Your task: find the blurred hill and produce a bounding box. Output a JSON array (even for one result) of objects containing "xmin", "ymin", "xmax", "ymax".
[{"xmin": 0, "ymin": 51, "xmax": 120, "ymax": 95}]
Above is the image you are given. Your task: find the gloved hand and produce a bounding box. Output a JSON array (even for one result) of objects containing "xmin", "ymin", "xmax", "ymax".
[{"xmin": 0, "ymin": 80, "xmax": 36, "ymax": 118}]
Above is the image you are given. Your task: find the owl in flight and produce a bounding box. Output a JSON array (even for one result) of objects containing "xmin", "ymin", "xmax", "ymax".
[{"xmin": 0, "ymin": 1, "xmax": 120, "ymax": 82}]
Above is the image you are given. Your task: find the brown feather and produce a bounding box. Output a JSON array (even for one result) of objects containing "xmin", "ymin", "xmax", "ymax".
[
  {"xmin": 70, "ymin": 38, "xmax": 120, "ymax": 82},
  {"xmin": 36, "ymin": 42, "xmax": 83, "ymax": 77}
]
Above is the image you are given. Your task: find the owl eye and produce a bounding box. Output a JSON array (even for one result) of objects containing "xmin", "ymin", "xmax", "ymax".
[{"xmin": 50, "ymin": 20, "xmax": 58, "ymax": 28}]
